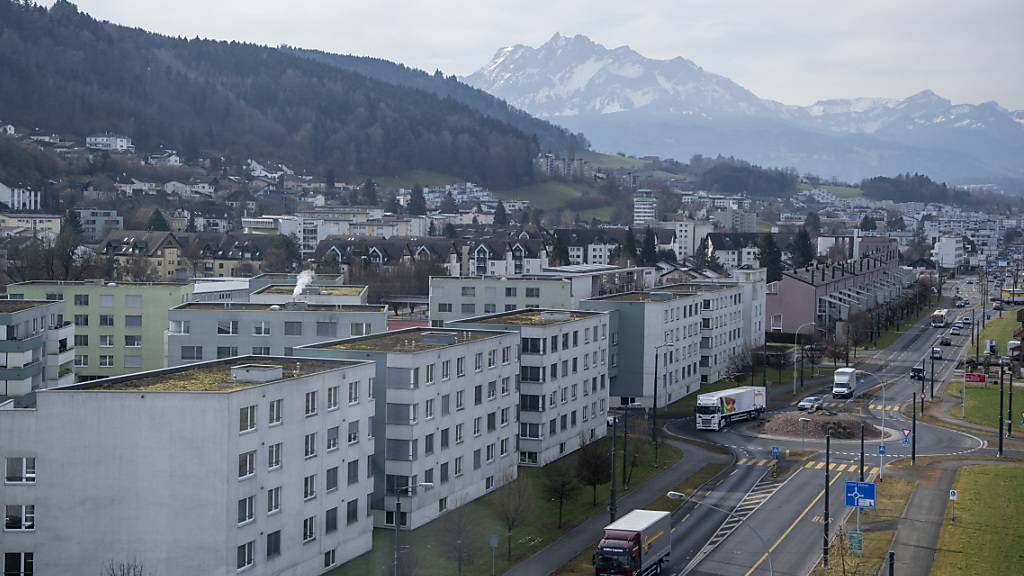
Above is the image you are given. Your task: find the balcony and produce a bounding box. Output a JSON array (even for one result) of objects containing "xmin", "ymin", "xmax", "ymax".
[
  {"xmin": 0, "ymin": 360, "xmax": 43, "ymax": 381},
  {"xmin": 0, "ymin": 332, "xmax": 44, "ymax": 353}
]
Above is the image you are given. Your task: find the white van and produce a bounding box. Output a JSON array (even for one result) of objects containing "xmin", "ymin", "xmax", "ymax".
[{"xmin": 832, "ymin": 368, "xmax": 860, "ymax": 399}]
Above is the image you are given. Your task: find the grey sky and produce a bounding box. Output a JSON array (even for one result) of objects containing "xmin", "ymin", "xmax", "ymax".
[{"xmin": 56, "ymin": 0, "xmax": 1024, "ymax": 109}]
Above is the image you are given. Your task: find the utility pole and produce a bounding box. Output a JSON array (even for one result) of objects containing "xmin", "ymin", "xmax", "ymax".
[
  {"xmin": 622, "ymin": 406, "xmax": 629, "ymax": 489},
  {"xmin": 912, "ymin": 395, "xmax": 917, "ymax": 465},
  {"xmin": 1009, "ymin": 369, "xmax": 1014, "ymax": 438},
  {"xmin": 889, "ymin": 551, "xmax": 895, "ymax": 576},
  {"xmin": 652, "ymin": 347, "xmax": 661, "ymax": 469},
  {"xmin": 930, "ymin": 353, "xmax": 935, "ymax": 399},
  {"xmin": 823, "ymin": 432, "xmax": 830, "ymax": 568},
  {"xmin": 859, "ymin": 424, "xmax": 865, "ymax": 482},
  {"xmin": 800, "ymin": 347, "xmax": 805, "ymax": 389},
  {"xmin": 609, "ymin": 415, "xmax": 617, "ymax": 523},
  {"xmin": 999, "ymin": 366, "xmax": 1005, "ymax": 457},
  {"xmin": 762, "ymin": 338, "xmax": 768, "ymax": 387}
]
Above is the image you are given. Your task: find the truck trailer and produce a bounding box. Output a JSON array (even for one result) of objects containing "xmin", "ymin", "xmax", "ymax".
[
  {"xmin": 594, "ymin": 509, "xmax": 671, "ymax": 576},
  {"xmin": 695, "ymin": 386, "xmax": 766, "ymax": 431}
]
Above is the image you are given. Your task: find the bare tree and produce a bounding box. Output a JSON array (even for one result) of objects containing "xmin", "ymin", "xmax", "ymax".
[
  {"xmin": 493, "ymin": 472, "xmax": 534, "ymax": 561},
  {"xmin": 441, "ymin": 501, "xmax": 477, "ymax": 576},
  {"xmin": 102, "ymin": 558, "xmax": 151, "ymax": 576},
  {"xmin": 542, "ymin": 460, "xmax": 579, "ymax": 528},
  {"xmin": 575, "ymin": 434, "xmax": 611, "ymax": 506}
]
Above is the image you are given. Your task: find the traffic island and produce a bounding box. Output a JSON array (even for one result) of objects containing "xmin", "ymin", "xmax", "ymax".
[{"xmin": 755, "ymin": 411, "xmax": 885, "ymax": 440}]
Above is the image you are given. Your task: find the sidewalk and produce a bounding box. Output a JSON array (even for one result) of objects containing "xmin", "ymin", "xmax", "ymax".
[
  {"xmin": 924, "ymin": 379, "xmax": 1024, "ymax": 450},
  {"xmin": 888, "ymin": 461, "xmax": 958, "ymax": 576},
  {"xmin": 502, "ymin": 439, "xmax": 728, "ymax": 576}
]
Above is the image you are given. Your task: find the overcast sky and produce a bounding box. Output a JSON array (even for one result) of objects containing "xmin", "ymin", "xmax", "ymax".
[{"xmin": 54, "ymin": 0, "xmax": 1024, "ymax": 109}]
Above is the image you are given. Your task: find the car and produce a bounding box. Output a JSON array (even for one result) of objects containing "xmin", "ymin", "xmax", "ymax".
[
  {"xmin": 955, "ymin": 301, "xmax": 965, "ymax": 308},
  {"xmin": 910, "ymin": 366, "xmax": 925, "ymax": 380},
  {"xmin": 954, "ymin": 320, "xmax": 964, "ymax": 329},
  {"xmin": 797, "ymin": 396, "xmax": 823, "ymax": 411},
  {"xmin": 994, "ymin": 302, "xmax": 1004, "ymax": 311},
  {"xmin": 950, "ymin": 326, "xmax": 962, "ymax": 336},
  {"xmin": 940, "ymin": 336, "xmax": 952, "ymax": 346},
  {"xmin": 931, "ymin": 347, "xmax": 943, "ymax": 360}
]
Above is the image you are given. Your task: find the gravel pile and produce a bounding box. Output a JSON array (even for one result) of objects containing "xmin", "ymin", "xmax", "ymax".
[{"xmin": 760, "ymin": 411, "xmax": 883, "ymax": 440}]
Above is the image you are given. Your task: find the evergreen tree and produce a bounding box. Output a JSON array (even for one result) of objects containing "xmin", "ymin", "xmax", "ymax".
[
  {"xmin": 443, "ymin": 223, "xmax": 457, "ymax": 239},
  {"xmin": 621, "ymin": 226, "xmax": 638, "ymax": 265},
  {"xmin": 493, "ymin": 201, "xmax": 509, "ymax": 225},
  {"xmin": 551, "ymin": 234, "xmax": 570, "ymax": 266},
  {"xmin": 146, "ymin": 210, "xmax": 170, "ymax": 231},
  {"xmin": 408, "ymin": 185, "xmax": 427, "ymax": 216},
  {"xmin": 757, "ymin": 233, "xmax": 784, "ymax": 283},
  {"xmin": 64, "ymin": 210, "xmax": 84, "ymax": 237},
  {"xmin": 439, "ymin": 192, "xmax": 457, "ymax": 214},
  {"xmin": 325, "ymin": 168, "xmax": 336, "ymax": 191},
  {"xmin": 428, "ymin": 220, "xmax": 436, "ymax": 236},
  {"xmin": 804, "ymin": 211, "xmax": 821, "ymax": 236},
  {"xmin": 859, "ymin": 215, "xmax": 877, "ymax": 231},
  {"xmin": 360, "ymin": 179, "xmax": 378, "ymax": 206},
  {"xmin": 385, "ymin": 193, "xmax": 401, "ymax": 215},
  {"xmin": 640, "ymin": 227, "xmax": 657, "ymax": 265},
  {"xmin": 790, "ymin": 227, "xmax": 816, "ymax": 268},
  {"xmin": 185, "ymin": 212, "xmax": 198, "ymax": 233}
]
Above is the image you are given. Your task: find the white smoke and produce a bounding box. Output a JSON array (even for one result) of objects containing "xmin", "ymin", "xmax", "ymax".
[{"xmin": 292, "ymin": 270, "xmax": 315, "ymax": 299}]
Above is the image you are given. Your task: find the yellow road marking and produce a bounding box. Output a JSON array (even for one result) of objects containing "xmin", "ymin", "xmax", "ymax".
[
  {"xmin": 836, "ymin": 464, "xmax": 848, "ymax": 472},
  {"xmin": 738, "ymin": 458, "xmax": 750, "ymax": 465},
  {"xmin": 757, "ymin": 458, "xmax": 768, "ymax": 466},
  {"xmin": 871, "ymin": 466, "xmax": 879, "ymax": 474},
  {"xmin": 743, "ymin": 473, "xmax": 845, "ymax": 576},
  {"xmin": 804, "ymin": 461, "xmax": 815, "ymax": 469},
  {"xmin": 815, "ymin": 462, "xmax": 825, "ymax": 470}
]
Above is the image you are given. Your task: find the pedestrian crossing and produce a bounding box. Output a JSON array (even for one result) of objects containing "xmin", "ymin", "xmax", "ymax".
[
  {"xmin": 868, "ymin": 403, "xmax": 903, "ymax": 412},
  {"xmin": 736, "ymin": 458, "xmax": 776, "ymax": 466},
  {"xmin": 803, "ymin": 460, "xmax": 879, "ymax": 475}
]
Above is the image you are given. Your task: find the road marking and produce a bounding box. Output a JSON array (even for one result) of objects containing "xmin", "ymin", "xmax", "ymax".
[
  {"xmin": 815, "ymin": 462, "xmax": 825, "ymax": 470},
  {"xmin": 804, "ymin": 461, "xmax": 814, "ymax": 469},
  {"xmin": 737, "ymin": 458, "xmax": 750, "ymax": 465},
  {"xmin": 836, "ymin": 464, "xmax": 848, "ymax": 472},
  {"xmin": 756, "ymin": 458, "xmax": 768, "ymax": 466},
  {"xmin": 743, "ymin": 473, "xmax": 845, "ymax": 576}
]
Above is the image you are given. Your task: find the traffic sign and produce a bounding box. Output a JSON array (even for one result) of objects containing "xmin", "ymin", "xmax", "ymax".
[
  {"xmin": 949, "ymin": 489, "xmax": 958, "ymax": 501},
  {"xmin": 965, "ymin": 373, "xmax": 987, "ymax": 384},
  {"xmin": 848, "ymin": 530, "xmax": 863, "ymax": 553},
  {"xmin": 901, "ymin": 436, "xmax": 910, "ymax": 446},
  {"xmin": 845, "ymin": 481, "xmax": 877, "ymax": 509},
  {"xmin": 770, "ymin": 446, "xmax": 780, "ymax": 459},
  {"xmin": 878, "ymin": 444, "xmax": 886, "ymax": 456}
]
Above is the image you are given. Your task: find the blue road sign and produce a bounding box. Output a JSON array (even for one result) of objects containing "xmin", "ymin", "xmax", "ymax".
[
  {"xmin": 879, "ymin": 444, "xmax": 887, "ymax": 456},
  {"xmin": 771, "ymin": 446, "xmax": 780, "ymax": 459},
  {"xmin": 858, "ymin": 377, "xmax": 865, "ymax": 386},
  {"xmin": 845, "ymin": 481, "xmax": 877, "ymax": 509},
  {"xmin": 901, "ymin": 436, "xmax": 910, "ymax": 446}
]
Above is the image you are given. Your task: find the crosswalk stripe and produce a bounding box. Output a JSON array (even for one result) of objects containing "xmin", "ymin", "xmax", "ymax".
[
  {"xmin": 815, "ymin": 462, "xmax": 825, "ymax": 470},
  {"xmin": 869, "ymin": 403, "xmax": 879, "ymax": 409},
  {"xmin": 804, "ymin": 461, "xmax": 815, "ymax": 469},
  {"xmin": 738, "ymin": 458, "xmax": 750, "ymax": 465},
  {"xmin": 836, "ymin": 464, "xmax": 848, "ymax": 472},
  {"xmin": 756, "ymin": 458, "xmax": 768, "ymax": 466},
  {"xmin": 870, "ymin": 466, "xmax": 879, "ymax": 474}
]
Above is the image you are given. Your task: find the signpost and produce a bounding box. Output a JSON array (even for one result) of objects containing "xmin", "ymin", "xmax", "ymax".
[
  {"xmin": 489, "ymin": 534, "xmax": 499, "ymax": 576},
  {"xmin": 949, "ymin": 489, "xmax": 958, "ymax": 523},
  {"xmin": 878, "ymin": 444, "xmax": 886, "ymax": 456},
  {"xmin": 848, "ymin": 530, "xmax": 864, "ymax": 554},
  {"xmin": 771, "ymin": 446, "xmax": 780, "ymax": 459},
  {"xmin": 845, "ymin": 481, "xmax": 877, "ymax": 510},
  {"xmin": 901, "ymin": 429, "xmax": 911, "ymax": 447}
]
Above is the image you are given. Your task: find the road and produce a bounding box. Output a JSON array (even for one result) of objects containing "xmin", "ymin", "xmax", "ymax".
[{"xmin": 667, "ymin": 279, "xmax": 987, "ymax": 576}]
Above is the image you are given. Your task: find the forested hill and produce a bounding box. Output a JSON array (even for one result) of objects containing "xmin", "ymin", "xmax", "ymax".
[
  {"xmin": 0, "ymin": 1, "xmax": 539, "ymax": 188},
  {"xmin": 289, "ymin": 48, "xmax": 589, "ymax": 154}
]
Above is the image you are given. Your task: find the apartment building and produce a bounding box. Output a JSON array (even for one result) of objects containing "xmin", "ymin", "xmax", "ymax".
[
  {"xmin": 74, "ymin": 208, "xmax": 123, "ymax": 241},
  {"xmin": 660, "ymin": 283, "xmax": 747, "ymax": 384},
  {"xmin": 294, "ymin": 328, "xmax": 520, "ymax": 530},
  {"xmin": 0, "ymin": 357, "xmax": 375, "ymax": 575},
  {"xmin": 97, "ymin": 230, "xmax": 187, "ymax": 280},
  {"xmin": 448, "ymin": 309, "xmax": 610, "ymax": 466},
  {"xmin": 166, "ymin": 301, "xmax": 388, "ymax": 366},
  {"xmin": 429, "ymin": 265, "xmax": 653, "ymax": 326},
  {"xmin": 0, "ymin": 300, "xmax": 75, "ymax": 397},
  {"xmin": 663, "ymin": 217, "xmax": 715, "ymax": 260},
  {"xmin": 582, "ymin": 291, "xmax": 703, "ymax": 407},
  {"xmin": 633, "ymin": 189, "xmax": 657, "ymax": 226},
  {"xmin": 932, "ymin": 235, "xmax": 966, "ymax": 271},
  {"xmin": 7, "ymin": 280, "xmax": 193, "ymax": 380}
]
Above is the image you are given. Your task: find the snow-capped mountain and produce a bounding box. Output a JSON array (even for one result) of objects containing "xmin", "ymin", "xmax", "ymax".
[{"xmin": 466, "ymin": 34, "xmax": 1024, "ymax": 181}]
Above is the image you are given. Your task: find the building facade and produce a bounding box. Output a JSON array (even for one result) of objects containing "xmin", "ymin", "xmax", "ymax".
[
  {"xmin": 448, "ymin": 309, "xmax": 610, "ymax": 466},
  {"xmin": 0, "ymin": 357, "xmax": 375, "ymax": 576},
  {"xmin": 294, "ymin": 328, "xmax": 520, "ymax": 530},
  {"xmin": 75, "ymin": 208, "xmax": 123, "ymax": 242},
  {"xmin": 0, "ymin": 183, "xmax": 41, "ymax": 212},
  {"xmin": 0, "ymin": 300, "xmax": 75, "ymax": 397},
  {"xmin": 633, "ymin": 189, "xmax": 657, "ymax": 226},
  {"xmin": 7, "ymin": 280, "xmax": 193, "ymax": 380}
]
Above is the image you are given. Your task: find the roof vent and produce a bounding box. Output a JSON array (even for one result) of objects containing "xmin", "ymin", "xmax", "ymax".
[
  {"xmin": 540, "ymin": 311, "xmax": 571, "ymax": 322},
  {"xmin": 420, "ymin": 331, "xmax": 458, "ymax": 346},
  {"xmin": 230, "ymin": 364, "xmax": 283, "ymax": 383},
  {"xmin": 269, "ymin": 305, "xmax": 281, "ymax": 311}
]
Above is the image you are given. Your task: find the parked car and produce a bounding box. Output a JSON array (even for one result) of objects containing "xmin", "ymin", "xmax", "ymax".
[{"xmin": 797, "ymin": 396, "xmax": 824, "ymax": 411}]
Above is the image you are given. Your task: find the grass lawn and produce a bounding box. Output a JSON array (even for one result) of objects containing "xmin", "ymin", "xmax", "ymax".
[
  {"xmin": 945, "ymin": 381, "xmax": 1022, "ymax": 430},
  {"xmin": 931, "ymin": 464, "xmax": 1024, "ymax": 576},
  {"xmin": 971, "ymin": 313, "xmax": 1020, "ymax": 356},
  {"xmin": 328, "ymin": 436, "xmax": 683, "ymax": 576},
  {"xmin": 799, "ymin": 182, "xmax": 864, "ymax": 199},
  {"xmin": 493, "ymin": 181, "xmax": 595, "ymax": 211},
  {"xmin": 575, "ymin": 206, "xmax": 615, "ymax": 222},
  {"xmin": 554, "ymin": 462, "xmax": 728, "ymax": 576},
  {"xmin": 578, "ymin": 150, "xmax": 650, "ymax": 170},
  {"xmin": 371, "ymin": 170, "xmax": 460, "ymax": 189}
]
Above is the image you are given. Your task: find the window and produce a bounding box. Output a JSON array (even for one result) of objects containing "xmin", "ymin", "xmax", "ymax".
[
  {"xmin": 5, "ymin": 457, "xmax": 36, "ymax": 484},
  {"xmin": 124, "ymin": 335, "xmax": 142, "ymax": 347},
  {"xmin": 525, "ymin": 287, "xmax": 540, "ymax": 298},
  {"xmin": 487, "ymin": 412, "xmax": 496, "ymax": 432},
  {"xmin": 239, "ymin": 405, "xmax": 256, "ymax": 432},
  {"xmin": 74, "ymin": 314, "xmax": 88, "ymax": 326},
  {"xmin": 438, "ymin": 303, "xmax": 452, "ymax": 313},
  {"xmin": 440, "ymin": 462, "xmax": 450, "ymax": 484},
  {"xmin": 457, "ymin": 357, "xmax": 465, "ymax": 377},
  {"xmin": 454, "ymin": 456, "xmax": 464, "ymax": 477},
  {"xmin": 520, "ymin": 423, "xmax": 542, "ymax": 439},
  {"xmin": 304, "ymin": 474, "xmax": 317, "ymax": 500},
  {"xmin": 348, "ymin": 459, "xmax": 360, "ymax": 485},
  {"xmin": 125, "ymin": 294, "xmax": 142, "ymax": 308},
  {"xmin": 99, "ymin": 335, "xmax": 113, "ymax": 347},
  {"xmin": 486, "ymin": 475, "xmax": 495, "ymax": 489},
  {"xmin": 347, "ymin": 381, "xmax": 359, "ymax": 404},
  {"xmin": 217, "ymin": 320, "xmax": 239, "ymax": 335},
  {"xmin": 522, "ymin": 337, "xmax": 542, "ymax": 354},
  {"xmin": 74, "ymin": 354, "xmax": 88, "ymax": 367},
  {"xmin": 217, "ymin": 346, "xmax": 238, "ymax": 359},
  {"xmin": 461, "ymin": 286, "xmax": 476, "ymax": 297},
  {"xmin": 502, "ymin": 345, "xmax": 511, "ymax": 364},
  {"xmin": 251, "ymin": 346, "xmax": 270, "ymax": 356},
  {"xmin": 99, "ymin": 355, "xmax": 114, "ymax": 367},
  {"xmin": 473, "ymin": 417, "xmax": 482, "ymax": 437},
  {"xmin": 267, "ymin": 530, "xmax": 281, "ymax": 559},
  {"xmin": 455, "ymin": 423, "xmax": 465, "ymax": 444},
  {"xmin": 346, "ymin": 499, "xmax": 359, "ymax": 525},
  {"xmin": 485, "ymin": 303, "xmax": 496, "ymax": 314},
  {"xmin": 505, "ymin": 287, "xmax": 517, "ymax": 297},
  {"xmin": 326, "ymin": 507, "xmax": 339, "ymax": 534},
  {"xmin": 501, "ymin": 377, "xmax": 510, "ymax": 396},
  {"xmin": 125, "ymin": 315, "xmax": 142, "ymax": 328},
  {"xmin": 253, "ymin": 321, "xmax": 271, "ymax": 336},
  {"xmin": 326, "ymin": 466, "xmax": 339, "ymax": 493},
  {"xmin": 3, "ymin": 552, "xmax": 33, "ymax": 576},
  {"xmin": 327, "ymin": 427, "xmax": 339, "ymax": 451},
  {"xmin": 237, "ymin": 495, "xmax": 254, "ymax": 525},
  {"xmin": 268, "ymin": 399, "xmax": 282, "ymax": 425},
  {"xmin": 487, "ymin": 380, "xmax": 497, "ymax": 399},
  {"xmin": 238, "ymin": 451, "xmax": 256, "ymax": 479},
  {"xmin": 284, "ymin": 321, "xmax": 302, "ymax": 336},
  {"xmin": 500, "ymin": 437, "xmax": 509, "ymax": 456},
  {"xmin": 99, "ymin": 314, "xmax": 114, "ymax": 327},
  {"xmin": 442, "ymin": 360, "xmax": 451, "ymax": 380},
  {"xmin": 267, "ymin": 487, "xmax": 281, "ymax": 514},
  {"xmin": 441, "ymin": 394, "xmax": 450, "ymax": 416},
  {"xmin": 302, "ymin": 516, "xmax": 316, "ymax": 542},
  {"xmin": 500, "ymin": 407, "xmax": 510, "ymax": 426},
  {"xmin": 316, "ymin": 322, "xmax": 337, "ymax": 337},
  {"xmin": 486, "ymin": 443, "xmax": 495, "ymax": 462},
  {"xmin": 74, "ymin": 294, "xmax": 89, "ymax": 306},
  {"xmin": 455, "ymin": 390, "xmax": 465, "ymax": 411},
  {"xmin": 325, "ymin": 385, "xmax": 339, "ymax": 410},
  {"xmin": 305, "ymin": 391, "xmax": 317, "ymax": 416},
  {"xmin": 350, "ymin": 322, "xmax": 372, "ymax": 336},
  {"xmin": 348, "ymin": 420, "xmax": 360, "ymax": 444},
  {"xmin": 474, "ymin": 384, "xmax": 483, "ymax": 405},
  {"xmin": 304, "ymin": 433, "xmax": 317, "ymax": 458},
  {"xmin": 74, "ymin": 334, "xmax": 88, "ymax": 347},
  {"xmin": 5, "ymin": 505, "xmax": 35, "ymax": 531},
  {"xmin": 169, "ymin": 320, "xmax": 190, "ymax": 334},
  {"xmin": 440, "ymin": 428, "xmax": 450, "ymax": 450},
  {"xmin": 425, "ymin": 433, "xmax": 434, "ymax": 455},
  {"xmin": 425, "ymin": 398, "xmax": 434, "ymax": 420},
  {"xmin": 474, "ymin": 449, "xmax": 481, "ymax": 469},
  {"xmin": 236, "ymin": 541, "xmax": 254, "ymax": 570},
  {"xmin": 268, "ymin": 443, "xmax": 282, "ymax": 469}
]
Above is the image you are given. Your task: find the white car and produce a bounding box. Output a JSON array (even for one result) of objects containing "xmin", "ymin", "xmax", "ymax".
[{"xmin": 797, "ymin": 396, "xmax": 823, "ymax": 411}]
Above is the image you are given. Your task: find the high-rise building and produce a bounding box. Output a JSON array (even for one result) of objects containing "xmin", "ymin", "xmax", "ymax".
[
  {"xmin": 633, "ymin": 189, "xmax": 657, "ymax": 226},
  {"xmin": 0, "ymin": 300, "xmax": 75, "ymax": 397}
]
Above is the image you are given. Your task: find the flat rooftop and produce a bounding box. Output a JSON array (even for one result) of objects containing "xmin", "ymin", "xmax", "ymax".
[
  {"xmin": 659, "ymin": 282, "xmax": 728, "ymax": 293},
  {"xmin": 311, "ymin": 328, "xmax": 508, "ymax": 353},
  {"xmin": 253, "ymin": 284, "xmax": 366, "ymax": 296},
  {"xmin": 174, "ymin": 302, "xmax": 386, "ymax": 313},
  {"xmin": 9, "ymin": 279, "xmax": 188, "ymax": 287},
  {"xmin": 456, "ymin": 309, "xmax": 600, "ymax": 326},
  {"xmin": 589, "ymin": 291, "xmax": 694, "ymax": 303},
  {"xmin": 67, "ymin": 357, "xmax": 359, "ymax": 392},
  {"xmin": 0, "ymin": 299, "xmax": 55, "ymax": 313}
]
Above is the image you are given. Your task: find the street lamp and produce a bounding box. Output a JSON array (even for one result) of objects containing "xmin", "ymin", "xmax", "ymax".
[
  {"xmin": 394, "ymin": 481, "xmax": 434, "ymax": 576},
  {"xmin": 666, "ymin": 491, "xmax": 774, "ymax": 576},
  {"xmin": 652, "ymin": 342, "xmax": 672, "ymax": 469},
  {"xmin": 620, "ymin": 402, "xmax": 644, "ymax": 490},
  {"xmin": 793, "ymin": 322, "xmax": 820, "ymax": 396},
  {"xmin": 858, "ymin": 370, "xmax": 888, "ymax": 481}
]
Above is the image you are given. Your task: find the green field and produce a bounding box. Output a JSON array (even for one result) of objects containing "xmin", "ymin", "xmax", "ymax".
[
  {"xmin": 578, "ymin": 150, "xmax": 651, "ymax": 170},
  {"xmin": 971, "ymin": 313, "xmax": 1020, "ymax": 356},
  {"xmin": 931, "ymin": 465, "xmax": 1024, "ymax": 576},
  {"xmin": 493, "ymin": 180, "xmax": 596, "ymax": 211},
  {"xmin": 947, "ymin": 382, "xmax": 1022, "ymax": 429},
  {"xmin": 800, "ymin": 182, "xmax": 864, "ymax": 199},
  {"xmin": 574, "ymin": 206, "xmax": 615, "ymax": 222},
  {"xmin": 328, "ymin": 436, "xmax": 682, "ymax": 576},
  {"xmin": 371, "ymin": 170, "xmax": 460, "ymax": 189}
]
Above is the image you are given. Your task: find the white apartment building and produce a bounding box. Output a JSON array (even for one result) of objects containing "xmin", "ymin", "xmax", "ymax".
[
  {"xmin": 0, "ymin": 300, "xmax": 75, "ymax": 397},
  {"xmin": 85, "ymin": 132, "xmax": 133, "ymax": 152},
  {"xmin": 662, "ymin": 283, "xmax": 747, "ymax": 384},
  {"xmin": 664, "ymin": 217, "xmax": 715, "ymax": 260},
  {"xmin": 0, "ymin": 183, "xmax": 40, "ymax": 212},
  {"xmin": 582, "ymin": 291, "xmax": 703, "ymax": 407},
  {"xmin": 0, "ymin": 357, "xmax": 376, "ymax": 575},
  {"xmin": 294, "ymin": 328, "xmax": 520, "ymax": 530},
  {"xmin": 932, "ymin": 235, "xmax": 966, "ymax": 270},
  {"xmin": 74, "ymin": 208, "xmax": 123, "ymax": 241},
  {"xmin": 633, "ymin": 189, "xmax": 657, "ymax": 226},
  {"xmin": 448, "ymin": 309, "xmax": 610, "ymax": 466}
]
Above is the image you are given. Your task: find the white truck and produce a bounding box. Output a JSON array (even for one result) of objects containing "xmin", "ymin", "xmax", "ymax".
[
  {"xmin": 832, "ymin": 367, "xmax": 861, "ymax": 399},
  {"xmin": 594, "ymin": 510, "xmax": 671, "ymax": 576},
  {"xmin": 695, "ymin": 386, "xmax": 766, "ymax": 431}
]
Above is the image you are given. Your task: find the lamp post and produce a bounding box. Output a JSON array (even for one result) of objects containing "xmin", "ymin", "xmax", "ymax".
[
  {"xmin": 793, "ymin": 322, "xmax": 818, "ymax": 397},
  {"xmin": 394, "ymin": 481, "xmax": 434, "ymax": 576},
  {"xmin": 652, "ymin": 342, "xmax": 671, "ymax": 469},
  {"xmin": 667, "ymin": 491, "xmax": 774, "ymax": 576},
  {"xmin": 859, "ymin": 370, "xmax": 888, "ymax": 481},
  {"xmin": 621, "ymin": 402, "xmax": 644, "ymax": 490}
]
